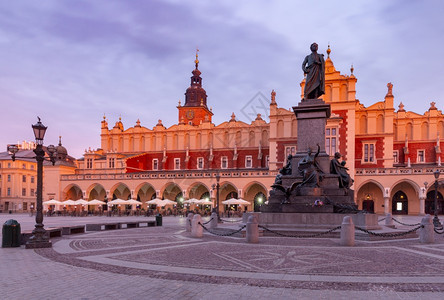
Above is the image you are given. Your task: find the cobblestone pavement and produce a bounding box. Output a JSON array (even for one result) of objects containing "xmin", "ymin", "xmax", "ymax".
[{"xmin": 1, "ymin": 213, "xmax": 444, "ymax": 299}]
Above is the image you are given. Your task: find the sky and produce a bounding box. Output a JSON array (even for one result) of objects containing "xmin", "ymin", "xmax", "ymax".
[{"xmin": 1, "ymin": 0, "xmax": 444, "ymax": 158}]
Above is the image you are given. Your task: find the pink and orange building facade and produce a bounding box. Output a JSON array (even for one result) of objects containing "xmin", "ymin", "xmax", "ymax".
[{"xmin": 2, "ymin": 48, "xmax": 444, "ymax": 215}]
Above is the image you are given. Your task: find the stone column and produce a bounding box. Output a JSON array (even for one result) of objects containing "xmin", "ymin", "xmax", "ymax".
[
  {"xmin": 191, "ymin": 214, "xmax": 203, "ymax": 238},
  {"xmin": 186, "ymin": 213, "xmax": 194, "ymax": 232},
  {"xmin": 419, "ymin": 197, "xmax": 426, "ymax": 215},
  {"xmin": 384, "ymin": 197, "xmax": 390, "ymax": 215},
  {"xmin": 419, "ymin": 214, "xmax": 434, "ymax": 244},
  {"xmin": 246, "ymin": 215, "xmax": 259, "ymax": 243},
  {"xmin": 340, "ymin": 216, "xmax": 355, "ymax": 246}
]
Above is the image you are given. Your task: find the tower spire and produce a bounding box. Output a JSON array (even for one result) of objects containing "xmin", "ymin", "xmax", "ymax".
[{"xmin": 195, "ymin": 48, "xmax": 199, "ymax": 69}]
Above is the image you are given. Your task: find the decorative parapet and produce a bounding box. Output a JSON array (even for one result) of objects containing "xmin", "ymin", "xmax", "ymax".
[{"xmin": 355, "ymin": 167, "xmax": 440, "ymax": 176}]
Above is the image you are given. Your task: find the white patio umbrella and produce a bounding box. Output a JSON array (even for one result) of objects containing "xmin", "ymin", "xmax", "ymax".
[
  {"xmin": 126, "ymin": 199, "xmax": 142, "ymax": 205},
  {"xmin": 183, "ymin": 198, "xmax": 199, "ymax": 204},
  {"xmin": 161, "ymin": 199, "xmax": 176, "ymax": 205},
  {"xmin": 43, "ymin": 199, "xmax": 62, "ymax": 205},
  {"xmin": 74, "ymin": 199, "xmax": 89, "ymax": 205},
  {"xmin": 62, "ymin": 199, "xmax": 77, "ymax": 205},
  {"xmin": 196, "ymin": 199, "xmax": 213, "ymax": 205},
  {"xmin": 222, "ymin": 198, "xmax": 250, "ymax": 205},
  {"xmin": 88, "ymin": 199, "xmax": 106, "ymax": 205},
  {"xmin": 146, "ymin": 198, "xmax": 165, "ymax": 206},
  {"xmin": 107, "ymin": 199, "xmax": 129, "ymax": 205}
]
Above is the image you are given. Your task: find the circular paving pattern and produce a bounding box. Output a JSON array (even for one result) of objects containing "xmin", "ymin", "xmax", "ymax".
[{"xmin": 36, "ymin": 224, "xmax": 444, "ymax": 292}]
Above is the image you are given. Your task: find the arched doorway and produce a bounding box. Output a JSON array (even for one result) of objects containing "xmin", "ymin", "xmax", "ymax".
[
  {"xmin": 356, "ymin": 181, "xmax": 384, "ymax": 213},
  {"xmin": 254, "ymin": 192, "xmax": 266, "ymax": 212},
  {"xmin": 392, "ymin": 191, "xmax": 408, "ymax": 215},
  {"xmin": 425, "ymin": 190, "xmax": 444, "ymax": 214}
]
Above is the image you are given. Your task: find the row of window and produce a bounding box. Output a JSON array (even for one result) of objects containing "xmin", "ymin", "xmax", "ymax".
[
  {"xmin": 393, "ymin": 149, "xmax": 426, "ymax": 164},
  {"xmin": 3, "ymin": 175, "xmax": 35, "ymax": 183},
  {"xmin": 170, "ymin": 155, "xmax": 267, "ymax": 170},
  {"xmin": 1, "ymin": 187, "xmax": 35, "ymax": 197},
  {"xmin": 0, "ymin": 162, "xmax": 35, "ymax": 169}
]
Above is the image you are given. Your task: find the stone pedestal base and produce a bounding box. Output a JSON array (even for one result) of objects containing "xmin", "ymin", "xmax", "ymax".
[{"xmin": 25, "ymin": 241, "xmax": 52, "ymax": 249}]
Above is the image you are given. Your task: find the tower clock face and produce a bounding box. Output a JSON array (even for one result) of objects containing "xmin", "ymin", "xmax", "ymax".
[{"xmin": 186, "ymin": 110, "xmax": 194, "ymax": 120}]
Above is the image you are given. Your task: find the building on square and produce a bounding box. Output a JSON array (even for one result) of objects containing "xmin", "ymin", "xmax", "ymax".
[{"xmin": 4, "ymin": 48, "xmax": 443, "ymax": 216}]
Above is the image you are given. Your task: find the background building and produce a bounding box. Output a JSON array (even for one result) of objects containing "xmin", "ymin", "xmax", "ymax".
[{"xmin": 12, "ymin": 49, "xmax": 444, "ymax": 216}]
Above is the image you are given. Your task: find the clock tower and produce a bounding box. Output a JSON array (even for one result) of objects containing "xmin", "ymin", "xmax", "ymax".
[{"xmin": 178, "ymin": 50, "xmax": 213, "ymax": 126}]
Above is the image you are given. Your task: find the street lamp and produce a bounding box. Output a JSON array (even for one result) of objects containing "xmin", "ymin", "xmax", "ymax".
[
  {"xmin": 212, "ymin": 173, "xmax": 221, "ymax": 222},
  {"xmin": 8, "ymin": 117, "xmax": 56, "ymax": 249},
  {"xmin": 433, "ymin": 170, "xmax": 442, "ymax": 228}
]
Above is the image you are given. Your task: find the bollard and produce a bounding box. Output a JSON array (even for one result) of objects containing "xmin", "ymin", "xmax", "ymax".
[
  {"xmin": 384, "ymin": 213, "xmax": 395, "ymax": 228},
  {"xmin": 186, "ymin": 213, "xmax": 194, "ymax": 232},
  {"xmin": 209, "ymin": 212, "xmax": 218, "ymax": 229},
  {"xmin": 191, "ymin": 214, "xmax": 203, "ymax": 238},
  {"xmin": 419, "ymin": 214, "xmax": 434, "ymax": 244},
  {"xmin": 246, "ymin": 215, "xmax": 259, "ymax": 243},
  {"xmin": 340, "ymin": 216, "xmax": 355, "ymax": 246}
]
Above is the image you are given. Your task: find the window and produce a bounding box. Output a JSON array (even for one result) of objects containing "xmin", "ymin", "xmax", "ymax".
[
  {"xmin": 22, "ymin": 164, "xmax": 26, "ymax": 169},
  {"xmin": 266, "ymin": 155, "xmax": 269, "ymax": 168},
  {"xmin": 86, "ymin": 158, "xmax": 93, "ymax": 169},
  {"xmin": 22, "ymin": 175, "xmax": 26, "ymax": 183},
  {"xmin": 7, "ymin": 188, "xmax": 11, "ymax": 196},
  {"xmin": 22, "ymin": 188, "xmax": 26, "ymax": 196},
  {"xmin": 417, "ymin": 150, "xmax": 425, "ymax": 163},
  {"xmin": 8, "ymin": 163, "xmax": 11, "ymax": 168},
  {"xmin": 197, "ymin": 157, "xmax": 204, "ymax": 169},
  {"xmin": 174, "ymin": 158, "xmax": 180, "ymax": 170},
  {"xmin": 285, "ymin": 145, "xmax": 296, "ymax": 157},
  {"xmin": 221, "ymin": 156, "xmax": 228, "ymax": 169},
  {"xmin": 393, "ymin": 151, "xmax": 399, "ymax": 164},
  {"xmin": 31, "ymin": 176, "xmax": 35, "ymax": 184},
  {"xmin": 7, "ymin": 175, "xmax": 11, "ymax": 182},
  {"xmin": 30, "ymin": 165, "xmax": 34, "ymax": 170},
  {"xmin": 23, "ymin": 202, "xmax": 27, "ymax": 210},
  {"xmin": 152, "ymin": 159, "xmax": 158, "ymax": 170},
  {"xmin": 363, "ymin": 143, "xmax": 375, "ymax": 163},
  {"xmin": 245, "ymin": 155, "xmax": 253, "ymax": 168},
  {"xmin": 31, "ymin": 189, "xmax": 35, "ymax": 196},
  {"xmin": 326, "ymin": 127, "xmax": 338, "ymax": 156}
]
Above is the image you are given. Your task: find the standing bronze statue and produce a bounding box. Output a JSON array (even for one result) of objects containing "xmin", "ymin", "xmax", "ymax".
[{"xmin": 302, "ymin": 43, "xmax": 325, "ymax": 100}]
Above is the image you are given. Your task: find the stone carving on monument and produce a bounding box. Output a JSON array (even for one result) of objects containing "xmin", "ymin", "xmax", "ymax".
[{"xmin": 262, "ymin": 43, "xmax": 358, "ymax": 215}]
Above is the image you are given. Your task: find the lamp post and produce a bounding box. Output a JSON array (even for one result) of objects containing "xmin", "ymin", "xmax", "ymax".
[
  {"xmin": 212, "ymin": 173, "xmax": 221, "ymax": 222},
  {"xmin": 433, "ymin": 170, "xmax": 442, "ymax": 228},
  {"xmin": 8, "ymin": 117, "xmax": 56, "ymax": 249}
]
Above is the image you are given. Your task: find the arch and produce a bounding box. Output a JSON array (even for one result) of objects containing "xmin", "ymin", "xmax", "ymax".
[
  {"xmin": 406, "ymin": 122, "xmax": 413, "ymax": 140},
  {"xmin": 390, "ymin": 180, "xmax": 420, "ymax": 215},
  {"xmin": 161, "ymin": 182, "xmax": 182, "ymax": 200},
  {"xmin": 219, "ymin": 181, "xmax": 238, "ymax": 201},
  {"xmin": 421, "ymin": 122, "xmax": 429, "ymax": 140},
  {"xmin": 63, "ymin": 184, "xmax": 83, "ymax": 200},
  {"xmin": 162, "ymin": 134, "xmax": 167, "ymax": 149},
  {"xmin": 173, "ymin": 134, "xmax": 178, "ymax": 150},
  {"xmin": 223, "ymin": 131, "xmax": 229, "ymax": 147},
  {"xmin": 151, "ymin": 135, "xmax": 156, "ymax": 151},
  {"xmin": 291, "ymin": 119, "xmax": 297, "ymax": 137},
  {"xmin": 118, "ymin": 137, "xmax": 123, "ymax": 152},
  {"xmin": 196, "ymin": 133, "xmax": 202, "ymax": 149},
  {"xmin": 359, "ymin": 115, "xmax": 367, "ymax": 134},
  {"xmin": 376, "ymin": 114, "xmax": 384, "ymax": 133},
  {"xmin": 425, "ymin": 190, "xmax": 444, "ymax": 214},
  {"xmin": 109, "ymin": 182, "xmax": 131, "ymax": 200},
  {"xmin": 235, "ymin": 131, "xmax": 242, "ymax": 146},
  {"xmin": 108, "ymin": 137, "xmax": 113, "ymax": 151},
  {"xmin": 187, "ymin": 182, "xmax": 210, "ymax": 199},
  {"xmin": 134, "ymin": 182, "xmax": 156, "ymax": 205},
  {"xmin": 277, "ymin": 120, "xmax": 284, "ymax": 137},
  {"xmin": 261, "ymin": 130, "xmax": 268, "ymax": 145},
  {"xmin": 439, "ymin": 121, "xmax": 444, "ymax": 137},
  {"xmin": 208, "ymin": 132, "xmax": 214, "ymax": 147},
  {"xmin": 340, "ymin": 84, "xmax": 348, "ymax": 101},
  {"xmin": 249, "ymin": 131, "xmax": 255, "ymax": 147},
  {"xmin": 86, "ymin": 183, "xmax": 106, "ymax": 200},
  {"xmin": 243, "ymin": 181, "xmax": 268, "ymax": 212},
  {"xmin": 355, "ymin": 180, "xmax": 385, "ymax": 213},
  {"xmin": 184, "ymin": 133, "xmax": 190, "ymax": 148},
  {"xmin": 129, "ymin": 136, "xmax": 134, "ymax": 152},
  {"xmin": 325, "ymin": 85, "xmax": 332, "ymax": 102},
  {"xmin": 139, "ymin": 136, "xmax": 145, "ymax": 151},
  {"xmin": 243, "ymin": 181, "xmax": 268, "ymax": 196}
]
